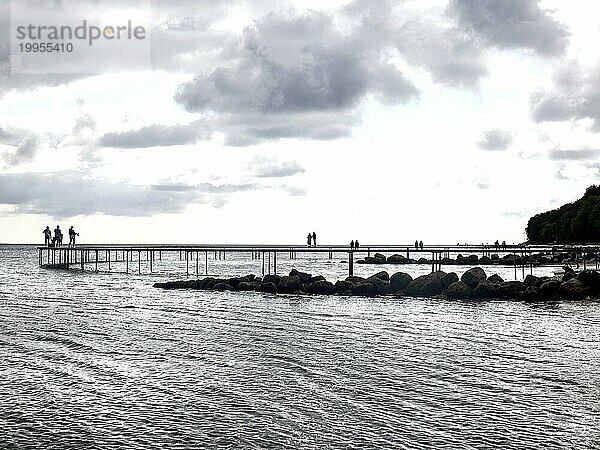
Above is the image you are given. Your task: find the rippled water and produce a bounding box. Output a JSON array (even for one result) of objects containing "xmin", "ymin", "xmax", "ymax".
[{"xmin": 1, "ymin": 245, "xmax": 599, "ymax": 449}]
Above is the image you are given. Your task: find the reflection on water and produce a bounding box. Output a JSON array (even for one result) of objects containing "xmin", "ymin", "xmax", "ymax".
[{"xmin": 1, "ymin": 246, "xmax": 599, "ymax": 449}]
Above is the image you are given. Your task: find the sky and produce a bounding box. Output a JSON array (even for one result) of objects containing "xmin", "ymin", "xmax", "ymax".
[{"xmin": 1, "ymin": 0, "xmax": 600, "ymax": 244}]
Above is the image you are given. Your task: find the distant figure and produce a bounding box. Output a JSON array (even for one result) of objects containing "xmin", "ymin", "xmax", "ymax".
[
  {"xmin": 312, "ymin": 232, "xmax": 317, "ymax": 247},
  {"xmin": 419, "ymin": 240, "xmax": 423, "ymax": 250},
  {"xmin": 355, "ymin": 240, "xmax": 360, "ymax": 249},
  {"xmin": 307, "ymin": 233, "xmax": 312, "ymax": 247},
  {"xmin": 494, "ymin": 240, "xmax": 499, "ymax": 250},
  {"xmin": 502, "ymin": 240, "xmax": 507, "ymax": 250},
  {"xmin": 68, "ymin": 226, "xmax": 79, "ymax": 247},
  {"xmin": 414, "ymin": 240, "xmax": 419, "ymax": 250},
  {"xmin": 54, "ymin": 225, "xmax": 62, "ymax": 247},
  {"xmin": 43, "ymin": 226, "xmax": 51, "ymax": 246},
  {"xmin": 350, "ymin": 240, "xmax": 355, "ymax": 250}
]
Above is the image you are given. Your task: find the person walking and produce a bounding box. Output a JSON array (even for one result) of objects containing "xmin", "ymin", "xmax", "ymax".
[
  {"xmin": 43, "ymin": 226, "xmax": 51, "ymax": 246},
  {"xmin": 307, "ymin": 233, "xmax": 312, "ymax": 247},
  {"xmin": 312, "ymin": 232, "xmax": 317, "ymax": 247},
  {"xmin": 68, "ymin": 226, "xmax": 79, "ymax": 247}
]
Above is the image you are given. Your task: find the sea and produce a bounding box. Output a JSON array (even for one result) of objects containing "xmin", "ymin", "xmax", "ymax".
[{"xmin": 1, "ymin": 244, "xmax": 599, "ymax": 449}]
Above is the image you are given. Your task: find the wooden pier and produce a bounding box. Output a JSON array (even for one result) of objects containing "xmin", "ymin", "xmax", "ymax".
[{"xmin": 37, "ymin": 243, "xmax": 600, "ymax": 277}]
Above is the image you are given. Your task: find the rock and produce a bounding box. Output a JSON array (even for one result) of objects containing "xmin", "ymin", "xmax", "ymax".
[
  {"xmin": 473, "ymin": 281, "xmax": 499, "ymax": 299},
  {"xmin": 487, "ymin": 274, "xmax": 504, "ymax": 284},
  {"xmin": 154, "ymin": 280, "xmax": 189, "ymax": 289},
  {"xmin": 520, "ymin": 287, "xmax": 541, "ymax": 301},
  {"xmin": 559, "ymin": 279, "xmax": 589, "ymax": 300},
  {"xmin": 351, "ymin": 282, "xmax": 376, "ymax": 297},
  {"xmin": 461, "ymin": 267, "xmax": 487, "ymax": 289},
  {"xmin": 562, "ymin": 267, "xmax": 576, "ymax": 282},
  {"xmin": 289, "ymin": 269, "xmax": 312, "ymax": 282},
  {"xmin": 213, "ymin": 282, "xmax": 233, "ymax": 291},
  {"xmin": 263, "ymin": 274, "xmax": 281, "ymax": 285},
  {"xmin": 417, "ymin": 257, "xmax": 429, "ymax": 264},
  {"xmin": 256, "ymin": 282, "xmax": 278, "ymax": 294},
  {"xmin": 368, "ymin": 271, "xmax": 390, "ymax": 282},
  {"xmin": 308, "ymin": 275, "xmax": 326, "ymax": 284},
  {"xmin": 305, "ymin": 280, "xmax": 336, "ymax": 295},
  {"xmin": 334, "ymin": 280, "xmax": 353, "ymax": 294},
  {"xmin": 577, "ymin": 270, "xmax": 600, "ymax": 294},
  {"xmin": 278, "ymin": 275, "xmax": 302, "ymax": 293},
  {"xmin": 441, "ymin": 257, "xmax": 454, "ymax": 265},
  {"xmin": 496, "ymin": 281, "xmax": 525, "ymax": 299},
  {"xmin": 201, "ymin": 277, "xmax": 220, "ymax": 289},
  {"xmin": 523, "ymin": 275, "xmax": 542, "ymax": 287},
  {"xmin": 237, "ymin": 281, "xmax": 260, "ymax": 291},
  {"xmin": 465, "ymin": 255, "xmax": 479, "ymax": 265},
  {"xmin": 368, "ymin": 277, "xmax": 393, "ymax": 295},
  {"xmin": 390, "ymin": 272, "xmax": 413, "ymax": 293},
  {"xmin": 189, "ymin": 280, "xmax": 204, "ymax": 289},
  {"xmin": 539, "ymin": 280, "xmax": 561, "ymax": 298},
  {"xmin": 406, "ymin": 271, "xmax": 446, "ymax": 297},
  {"xmin": 490, "ymin": 254, "xmax": 500, "ymax": 261},
  {"xmin": 346, "ymin": 276, "xmax": 366, "ymax": 284},
  {"xmin": 387, "ymin": 254, "xmax": 408, "ymax": 264},
  {"xmin": 479, "ymin": 256, "xmax": 492, "ymax": 265},
  {"xmin": 445, "ymin": 281, "xmax": 472, "ymax": 299},
  {"xmin": 441, "ymin": 272, "xmax": 459, "ymax": 290}
]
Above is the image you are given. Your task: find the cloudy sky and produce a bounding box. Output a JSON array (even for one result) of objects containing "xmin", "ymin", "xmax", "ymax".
[{"xmin": 1, "ymin": 0, "xmax": 600, "ymax": 244}]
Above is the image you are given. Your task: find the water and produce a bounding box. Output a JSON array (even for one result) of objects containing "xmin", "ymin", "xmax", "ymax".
[{"xmin": 1, "ymin": 245, "xmax": 599, "ymax": 449}]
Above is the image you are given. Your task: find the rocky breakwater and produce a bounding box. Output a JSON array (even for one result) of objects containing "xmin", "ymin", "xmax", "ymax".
[
  {"xmin": 154, "ymin": 266, "xmax": 600, "ymax": 301},
  {"xmin": 356, "ymin": 252, "xmax": 587, "ymax": 266}
]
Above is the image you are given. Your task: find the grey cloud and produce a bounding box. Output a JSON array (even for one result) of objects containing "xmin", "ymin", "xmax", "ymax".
[
  {"xmin": 98, "ymin": 122, "xmax": 209, "ymax": 149},
  {"xmin": 0, "ymin": 171, "xmax": 264, "ymax": 218},
  {"xmin": 531, "ymin": 61, "xmax": 600, "ymax": 131},
  {"xmin": 250, "ymin": 157, "xmax": 305, "ymax": 178},
  {"xmin": 478, "ymin": 129, "xmax": 513, "ymax": 151},
  {"xmin": 174, "ymin": 10, "xmax": 418, "ymax": 144},
  {"xmin": 447, "ymin": 0, "xmax": 569, "ymax": 56},
  {"xmin": 548, "ymin": 148, "xmax": 600, "ymax": 161},
  {"xmin": 0, "ymin": 125, "xmax": 41, "ymax": 166}
]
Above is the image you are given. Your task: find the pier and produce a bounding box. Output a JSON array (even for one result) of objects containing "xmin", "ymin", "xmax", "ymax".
[{"xmin": 37, "ymin": 243, "xmax": 600, "ymax": 277}]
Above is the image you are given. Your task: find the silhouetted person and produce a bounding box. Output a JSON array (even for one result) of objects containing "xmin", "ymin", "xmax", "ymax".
[
  {"xmin": 312, "ymin": 232, "xmax": 317, "ymax": 247},
  {"xmin": 419, "ymin": 240, "xmax": 423, "ymax": 250},
  {"xmin": 502, "ymin": 240, "xmax": 507, "ymax": 250},
  {"xmin": 307, "ymin": 233, "xmax": 312, "ymax": 247},
  {"xmin": 355, "ymin": 240, "xmax": 359, "ymax": 249},
  {"xmin": 54, "ymin": 225, "xmax": 62, "ymax": 247},
  {"xmin": 415, "ymin": 240, "xmax": 418, "ymax": 250},
  {"xmin": 494, "ymin": 240, "xmax": 499, "ymax": 250},
  {"xmin": 43, "ymin": 226, "xmax": 51, "ymax": 246},
  {"xmin": 350, "ymin": 240, "xmax": 355, "ymax": 250},
  {"xmin": 68, "ymin": 226, "xmax": 79, "ymax": 247}
]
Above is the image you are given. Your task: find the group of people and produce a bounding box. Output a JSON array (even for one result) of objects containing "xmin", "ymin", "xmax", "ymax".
[
  {"xmin": 350, "ymin": 240, "xmax": 360, "ymax": 249},
  {"xmin": 414, "ymin": 240, "xmax": 424, "ymax": 250},
  {"xmin": 493, "ymin": 240, "xmax": 508, "ymax": 250},
  {"xmin": 43, "ymin": 225, "xmax": 79, "ymax": 247},
  {"xmin": 307, "ymin": 232, "xmax": 317, "ymax": 247}
]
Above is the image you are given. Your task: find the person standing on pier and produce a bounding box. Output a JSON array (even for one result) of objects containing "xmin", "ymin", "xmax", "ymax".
[
  {"xmin": 312, "ymin": 232, "xmax": 317, "ymax": 247},
  {"xmin": 419, "ymin": 240, "xmax": 423, "ymax": 250},
  {"xmin": 355, "ymin": 240, "xmax": 359, "ymax": 249},
  {"xmin": 43, "ymin": 226, "xmax": 51, "ymax": 246},
  {"xmin": 68, "ymin": 226, "xmax": 79, "ymax": 247},
  {"xmin": 415, "ymin": 240, "xmax": 419, "ymax": 250},
  {"xmin": 307, "ymin": 233, "xmax": 312, "ymax": 247},
  {"xmin": 54, "ymin": 225, "xmax": 62, "ymax": 247},
  {"xmin": 350, "ymin": 240, "xmax": 355, "ymax": 250}
]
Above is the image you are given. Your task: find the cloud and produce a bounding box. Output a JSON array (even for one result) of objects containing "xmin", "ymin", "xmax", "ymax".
[
  {"xmin": 98, "ymin": 121, "xmax": 209, "ymax": 149},
  {"xmin": 477, "ymin": 129, "xmax": 513, "ymax": 151},
  {"xmin": 174, "ymin": 10, "xmax": 418, "ymax": 144},
  {"xmin": 0, "ymin": 125, "xmax": 41, "ymax": 166},
  {"xmin": 447, "ymin": 0, "xmax": 569, "ymax": 56},
  {"xmin": 548, "ymin": 148, "xmax": 600, "ymax": 161},
  {"xmin": 531, "ymin": 61, "xmax": 600, "ymax": 131},
  {"xmin": 0, "ymin": 171, "xmax": 263, "ymax": 218},
  {"xmin": 250, "ymin": 157, "xmax": 305, "ymax": 177}
]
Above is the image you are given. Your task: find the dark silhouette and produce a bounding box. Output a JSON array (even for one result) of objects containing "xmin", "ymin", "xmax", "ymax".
[
  {"xmin": 54, "ymin": 225, "xmax": 62, "ymax": 247},
  {"xmin": 312, "ymin": 232, "xmax": 317, "ymax": 247},
  {"xmin": 414, "ymin": 240, "xmax": 418, "ymax": 250},
  {"xmin": 526, "ymin": 185, "xmax": 600, "ymax": 243},
  {"xmin": 502, "ymin": 240, "xmax": 507, "ymax": 250},
  {"xmin": 350, "ymin": 240, "xmax": 355, "ymax": 250},
  {"xmin": 43, "ymin": 226, "xmax": 51, "ymax": 246},
  {"xmin": 419, "ymin": 240, "xmax": 423, "ymax": 250},
  {"xmin": 494, "ymin": 240, "xmax": 499, "ymax": 250},
  {"xmin": 307, "ymin": 233, "xmax": 312, "ymax": 247},
  {"xmin": 355, "ymin": 240, "xmax": 359, "ymax": 249},
  {"xmin": 68, "ymin": 226, "xmax": 79, "ymax": 247}
]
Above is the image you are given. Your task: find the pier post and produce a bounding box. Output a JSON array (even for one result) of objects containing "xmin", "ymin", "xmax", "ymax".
[
  {"xmin": 80, "ymin": 249, "xmax": 84, "ymax": 272},
  {"xmin": 108, "ymin": 250, "xmax": 111, "ymax": 271},
  {"xmin": 38, "ymin": 248, "xmax": 42, "ymax": 267},
  {"xmin": 274, "ymin": 251, "xmax": 277, "ymax": 275},
  {"xmin": 262, "ymin": 251, "xmax": 265, "ymax": 276},
  {"xmin": 205, "ymin": 251, "xmax": 208, "ymax": 275},
  {"xmin": 138, "ymin": 251, "xmax": 141, "ymax": 274},
  {"xmin": 95, "ymin": 250, "xmax": 98, "ymax": 272},
  {"xmin": 150, "ymin": 251, "xmax": 153, "ymax": 273},
  {"xmin": 196, "ymin": 251, "xmax": 199, "ymax": 276},
  {"xmin": 126, "ymin": 251, "xmax": 129, "ymax": 274},
  {"xmin": 186, "ymin": 251, "xmax": 189, "ymax": 276},
  {"xmin": 349, "ymin": 251, "xmax": 354, "ymax": 277}
]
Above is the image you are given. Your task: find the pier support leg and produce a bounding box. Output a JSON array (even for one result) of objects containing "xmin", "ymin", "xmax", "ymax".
[
  {"xmin": 95, "ymin": 250, "xmax": 98, "ymax": 272},
  {"xmin": 138, "ymin": 251, "xmax": 141, "ymax": 274},
  {"xmin": 349, "ymin": 251, "xmax": 354, "ymax": 277},
  {"xmin": 274, "ymin": 252, "xmax": 277, "ymax": 275}
]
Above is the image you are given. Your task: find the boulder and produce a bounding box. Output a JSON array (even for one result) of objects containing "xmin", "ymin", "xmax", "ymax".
[
  {"xmin": 490, "ymin": 254, "xmax": 500, "ymax": 261},
  {"xmin": 368, "ymin": 271, "xmax": 390, "ymax": 282},
  {"xmin": 351, "ymin": 282, "xmax": 376, "ymax": 297},
  {"xmin": 228, "ymin": 275, "xmax": 255, "ymax": 288},
  {"xmin": 479, "ymin": 256, "xmax": 492, "ymax": 265},
  {"xmin": 263, "ymin": 274, "xmax": 281, "ymax": 285},
  {"xmin": 308, "ymin": 275, "xmax": 326, "ymax": 284},
  {"xmin": 387, "ymin": 254, "xmax": 408, "ymax": 264},
  {"xmin": 189, "ymin": 280, "xmax": 204, "ymax": 289},
  {"xmin": 523, "ymin": 275, "xmax": 542, "ymax": 287},
  {"xmin": 562, "ymin": 267, "xmax": 576, "ymax": 282},
  {"xmin": 278, "ymin": 275, "xmax": 302, "ymax": 293},
  {"xmin": 577, "ymin": 270, "xmax": 600, "ymax": 294},
  {"xmin": 445, "ymin": 281, "xmax": 472, "ymax": 299},
  {"xmin": 390, "ymin": 272, "xmax": 413, "ymax": 293},
  {"xmin": 441, "ymin": 272, "xmax": 459, "ymax": 290},
  {"xmin": 487, "ymin": 274, "xmax": 504, "ymax": 284},
  {"xmin": 373, "ymin": 253, "xmax": 387, "ymax": 263},
  {"xmin": 289, "ymin": 269, "xmax": 312, "ymax": 282},
  {"xmin": 417, "ymin": 257, "xmax": 429, "ymax": 264},
  {"xmin": 559, "ymin": 279, "xmax": 589, "ymax": 300},
  {"xmin": 539, "ymin": 280, "xmax": 561, "ymax": 299},
  {"xmin": 256, "ymin": 282, "xmax": 278, "ymax": 294},
  {"xmin": 368, "ymin": 277, "xmax": 393, "ymax": 295},
  {"xmin": 213, "ymin": 282, "xmax": 234, "ymax": 291},
  {"xmin": 496, "ymin": 281, "xmax": 525, "ymax": 299},
  {"xmin": 473, "ymin": 281, "xmax": 499, "ymax": 299},
  {"xmin": 200, "ymin": 277, "xmax": 217, "ymax": 289},
  {"xmin": 465, "ymin": 255, "xmax": 479, "ymax": 265},
  {"xmin": 346, "ymin": 276, "xmax": 366, "ymax": 284},
  {"xmin": 237, "ymin": 281, "xmax": 260, "ymax": 291},
  {"xmin": 334, "ymin": 280, "xmax": 353, "ymax": 294},
  {"xmin": 520, "ymin": 287, "xmax": 541, "ymax": 302},
  {"xmin": 406, "ymin": 271, "xmax": 446, "ymax": 297},
  {"xmin": 461, "ymin": 267, "xmax": 487, "ymax": 289},
  {"xmin": 305, "ymin": 280, "xmax": 336, "ymax": 295}
]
